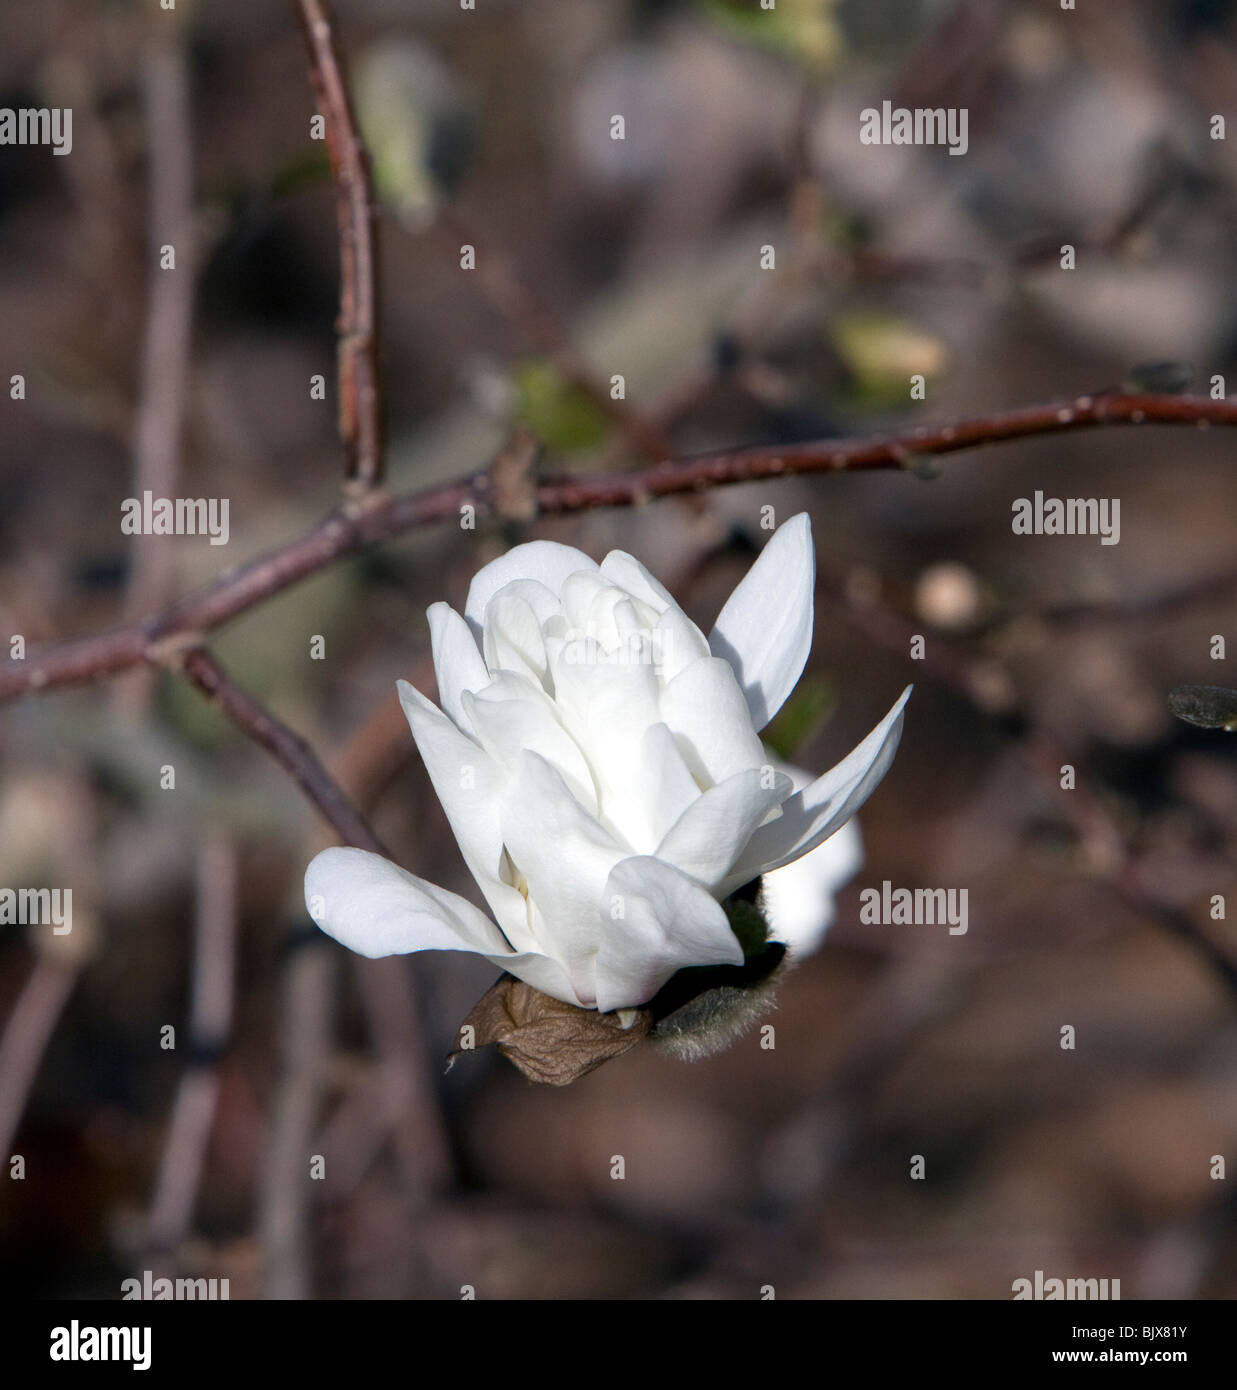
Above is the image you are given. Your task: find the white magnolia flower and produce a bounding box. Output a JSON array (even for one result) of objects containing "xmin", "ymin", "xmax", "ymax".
[
  {"xmin": 760, "ymin": 797, "xmax": 864, "ymax": 959},
  {"xmin": 305, "ymin": 514, "xmax": 910, "ymax": 1014}
]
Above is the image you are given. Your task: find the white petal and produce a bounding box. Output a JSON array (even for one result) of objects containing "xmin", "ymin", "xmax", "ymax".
[
  {"xmin": 587, "ymin": 586, "xmax": 660, "ymax": 654},
  {"xmin": 427, "ymin": 602, "xmax": 489, "ymax": 733},
  {"xmin": 305, "ymin": 846, "xmax": 510, "ymax": 958},
  {"xmin": 495, "ymin": 949, "xmax": 587, "ymax": 1007},
  {"xmin": 466, "ymin": 540, "xmax": 596, "ymax": 637},
  {"xmin": 599, "ymin": 549, "xmax": 675, "ymax": 613},
  {"xmin": 484, "ymin": 577, "xmax": 566, "ymax": 629},
  {"xmin": 501, "ymin": 751, "xmax": 627, "ymax": 1002},
  {"xmin": 306, "ymin": 847, "xmax": 587, "ymax": 1006},
  {"xmin": 659, "ymin": 655, "xmax": 766, "ymax": 788},
  {"xmin": 610, "ymin": 598, "xmax": 644, "ymax": 647},
  {"xmin": 728, "ymin": 686, "xmax": 911, "ymax": 885},
  {"xmin": 600, "ymin": 550, "xmax": 711, "ymax": 680},
  {"xmin": 482, "ymin": 592, "xmax": 550, "ymax": 686},
  {"xmin": 560, "ymin": 570, "xmax": 612, "ymax": 635},
  {"xmin": 651, "ymin": 602, "xmax": 710, "ymax": 684},
  {"xmin": 463, "ymin": 673, "xmax": 598, "ymax": 814},
  {"xmin": 654, "ymin": 766, "xmax": 792, "ymax": 890},
  {"xmin": 396, "ymin": 678, "xmax": 534, "ymax": 951},
  {"xmin": 396, "ymin": 678, "xmax": 501, "ymax": 864},
  {"xmin": 624, "ymin": 721, "xmax": 703, "ymax": 852},
  {"xmin": 546, "ymin": 640, "xmax": 681, "ymax": 845},
  {"xmin": 708, "ymin": 512, "xmax": 815, "ymax": 730},
  {"xmin": 760, "ymin": 817, "xmax": 863, "ymax": 957},
  {"xmin": 594, "ymin": 856, "xmax": 745, "ymax": 1013}
]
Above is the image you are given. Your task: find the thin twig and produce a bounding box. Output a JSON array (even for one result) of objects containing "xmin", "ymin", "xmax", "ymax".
[
  {"xmin": 1036, "ymin": 565, "xmax": 1237, "ymax": 628},
  {"xmin": 179, "ymin": 646, "xmax": 390, "ymax": 856},
  {"xmin": 351, "ymin": 956, "xmax": 454, "ymax": 1204},
  {"xmin": 312, "ymin": 678, "xmax": 452, "ymax": 1199},
  {"xmin": 0, "ymin": 956, "xmax": 79, "ymax": 1163},
  {"xmin": 3, "ymin": 390, "xmax": 1235, "ymax": 703},
  {"xmin": 178, "ymin": 647, "xmax": 453, "ymax": 1208},
  {"xmin": 260, "ymin": 942, "xmax": 335, "ymax": 1299},
  {"xmin": 296, "ymin": 0, "xmax": 384, "ymax": 492},
  {"xmin": 122, "ymin": 14, "xmax": 196, "ymax": 625},
  {"xmin": 110, "ymin": 12, "xmax": 196, "ymax": 721},
  {"xmin": 1019, "ymin": 731, "xmax": 1237, "ymax": 1000},
  {"xmin": 0, "ymin": 780, "xmax": 99, "ymax": 1166},
  {"xmin": 143, "ymin": 834, "xmax": 238, "ymax": 1257}
]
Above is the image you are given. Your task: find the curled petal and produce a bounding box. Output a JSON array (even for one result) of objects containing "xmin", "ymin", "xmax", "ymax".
[
  {"xmin": 466, "ymin": 541, "xmax": 596, "ymax": 638},
  {"xmin": 501, "ymin": 750, "xmax": 627, "ymax": 1001},
  {"xmin": 463, "ymin": 673, "xmax": 598, "ymax": 814},
  {"xmin": 760, "ymin": 817, "xmax": 864, "ymax": 956},
  {"xmin": 306, "ymin": 847, "xmax": 587, "ymax": 1006},
  {"xmin": 709, "ymin": 512, "xmax": 815, "ymax": 730},
  {"xmin": 623, "ymin": 721, "xmax": 703, "ymax": 852},
  {"xmin": 494, "ymin": 950, "xmax": 587, "ymax": 1008},
  {"xmin": 305, "ymin": 846, "xmax": 511, "ymax": 958},
  {"xmin": 652, "ymin": 602, "xmax": 710, "ymax": 684},
  {"xmin": 595, "ymin": 856, "xmax": 745, "ymax": 1013},
  {"xmin": 655, "ymin": 766, "xmax": 792, "ymax": 890},
  {"xmin": 483, "ymin": 592, "xmax": 550, "ymax": 686},
  {"xmin": 396, "ymin": 678, "xmax": 533, "ymax": 951},
  {"xmin": 659, "ymin": 655, "xmax": 767, "ymax": 788},
  {"xmin": 547, "ymin": 643, "xmax": 689, "ymax": 846},
  {"xmin": 427, "ymin": 602, "xmax": 489, "ymax": 733},
  {"xmin": 599, "ymin": 549, "xmax": 676, "ymax": 613},
  {"xmin": 726, "ymin": 685, "xmax": 911, "ymax": 888}
]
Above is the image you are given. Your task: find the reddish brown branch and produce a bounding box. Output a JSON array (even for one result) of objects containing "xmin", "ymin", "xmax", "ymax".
[
  {"xmin": 180, "ymin": 646, "xmax": 389, "ymax": 856},
  {"xmin": 3, "ymin": 391, "xmax": 1236, "ymax": 703},
  {"xmin": 296, "ymin": 0, "xmax": 384, "ymax": 491},
  {"xmin": 535, "ymin": 391, "xmax": 1237, "ymax": 503}
]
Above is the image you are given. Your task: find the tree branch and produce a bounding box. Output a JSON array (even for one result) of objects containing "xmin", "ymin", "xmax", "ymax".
[
  {"xmin": 179, "ymin": 646, "xmax": 389, "ymax": 856},
  {"xmin": 123, "ymin": 13, "xmax": 196, "ymax": 624},
  {"xmin": 0, "ymin": 956, "xmax": 79, "ymax": 1163},
  {"xmin": 3, "ymin": 390, "xmax": 1235, "ymax": 703},
  {"xmin": 178, "ymin": 653, "xmax": 454, "ymax": 1224},
  {"xmin": 296, "ymin": 0, "xmax": 384, "ymax": 492},
  {"xmin": 142, "ymin": 833, "xmax": 237, "ymax": 1258}
]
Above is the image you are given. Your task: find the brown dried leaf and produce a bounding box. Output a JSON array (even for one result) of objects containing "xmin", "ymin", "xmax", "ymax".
[{"xmin": 448, "ymin": 974, "xmax": 652, "ymax": 1085}]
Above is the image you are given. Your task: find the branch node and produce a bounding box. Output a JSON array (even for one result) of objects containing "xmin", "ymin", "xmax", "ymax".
[
  {"xmin": 145, "ymin": 630, "xmax": 208, "ymax": 670},
  {"xmin": 341, "ymin": 482, "xmax": 390, "ymax": 518},
  {"xmin": 490, "ymin": 429, "xmax": 541, "ymax": 522}
]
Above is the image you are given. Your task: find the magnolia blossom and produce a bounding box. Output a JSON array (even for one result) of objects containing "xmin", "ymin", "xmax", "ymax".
[
  {"xmin": 305, "ymin": 514, "xmax": 910, "ymax": 1014},
  {"xmin": 760, "ymin": 783, "xmax": 865, "ymax": 959}
]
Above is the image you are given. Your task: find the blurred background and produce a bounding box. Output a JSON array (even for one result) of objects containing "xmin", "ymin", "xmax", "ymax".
[{"xmin": 2, "ymin": 0, "xmax": 1237, "ymax": 1299}]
